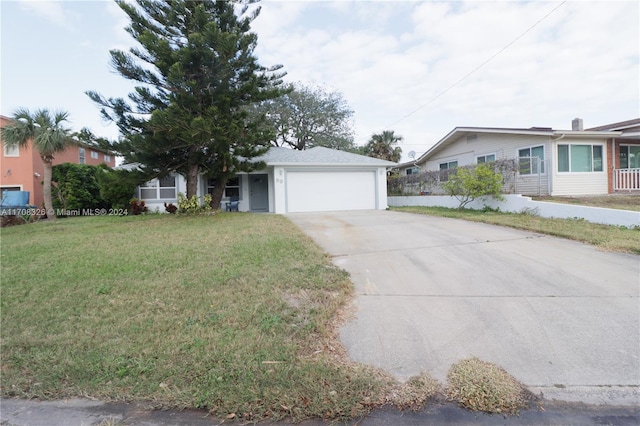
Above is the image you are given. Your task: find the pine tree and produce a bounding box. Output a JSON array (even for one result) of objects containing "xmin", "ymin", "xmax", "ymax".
[{"xmin": 87, "ymin": 0, "xmax": 286, "ymax": 207}]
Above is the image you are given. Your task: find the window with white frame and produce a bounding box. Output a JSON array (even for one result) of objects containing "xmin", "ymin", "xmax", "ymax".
[
  {"xmin": 79, "ymin": 147, "xmax": 86, "ymax": 164},
  {"xmin": 104, "ymin": 154, "xmax": 111, "ymax": 162},
  {"xmin": 3, "ymin": 144, "xmax": 19, "ymax": 157},
  {"xmin": 406, "ymin": 166, "xmax": 420, "ymax": 175},
  {"xmin": 139, "ymin": 175, "xmax": 177, "ymax": 199},
  {"xmin": 90, "ymin": 151, "xmax": 99, "ymax": 159},
  {"xmin": 619, "ymin": 145, "xmax": 640, "ymax": 169},
  {"xmin": 477, "ymin": 154, "xmax": 496, "ymax": 164},
  {"xmin": 518, "ymin": 145, "xmax": 544, "ymax": 174},
  {"xmin": 207, "ymin": 176, "xmax": 240, "ymax": 198},
  {"xmin": 557, "ymin": 144, "xmax": 603, "ymax": 172}
]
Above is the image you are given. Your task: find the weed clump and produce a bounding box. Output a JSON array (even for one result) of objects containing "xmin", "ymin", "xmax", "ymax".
[{"xmin": 446, "ymin": 358, "xmax": 535, "ymax": 414}]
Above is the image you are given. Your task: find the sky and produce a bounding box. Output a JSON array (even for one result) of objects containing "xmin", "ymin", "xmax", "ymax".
[{"xmin": 1, "ymin": 0, "xmax": 638, "ymax": 162}]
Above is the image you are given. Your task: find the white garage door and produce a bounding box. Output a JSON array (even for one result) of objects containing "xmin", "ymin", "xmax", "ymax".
[{"xmin": 286, "ymin": 171, "xmax": 376, "ymax": 213}]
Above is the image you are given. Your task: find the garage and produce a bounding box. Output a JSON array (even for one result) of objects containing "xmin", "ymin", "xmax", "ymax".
[{"xmin": 285, "ymin": 170, "xmax": 377, "ymax": 213}]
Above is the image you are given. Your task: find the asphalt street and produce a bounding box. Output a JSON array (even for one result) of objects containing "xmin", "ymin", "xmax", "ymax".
[{"xmin": 287, "ymin": 210, "xmax": 640, "ymax": 407}]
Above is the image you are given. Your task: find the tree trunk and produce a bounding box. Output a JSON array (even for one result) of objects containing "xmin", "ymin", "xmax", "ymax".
[
  {"xmin": 209, "ymin": 176, "xmax": 227, "ymax": 210},
  {"xmin": 185, "ymin": 163, "xmax": 199, "ymax": 199},
  {"xmin": 41, "ymin": 158, "xmax": 56, "ymax": 220}
]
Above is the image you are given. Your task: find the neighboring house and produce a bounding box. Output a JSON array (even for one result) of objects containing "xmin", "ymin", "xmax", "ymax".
[
  {"xmin": 0, "ymin": 115, "xmax": 116, "ymax": 208},
  {"xmin": 133, "ymin": 146, "xmax": 395, "ymax": 214},
  {"xmin": 397, "ymin": 118, "xmax": 640, "ymax": 196}
]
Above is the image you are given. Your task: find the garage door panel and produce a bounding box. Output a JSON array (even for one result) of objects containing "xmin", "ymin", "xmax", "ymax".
[{"xmin": 287, "ymin": 171, "xmax": 376, "ymax": 213}]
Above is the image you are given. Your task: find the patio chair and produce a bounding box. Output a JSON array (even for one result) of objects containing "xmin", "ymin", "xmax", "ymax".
[{"xmin": 226, "ymin": 195, "xmax": 239, "ymax": 212}]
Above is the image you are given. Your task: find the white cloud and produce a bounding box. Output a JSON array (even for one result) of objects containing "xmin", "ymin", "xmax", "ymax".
[
  {"xmin": 18, "ymin": 0, "xmax": 73, "ymax": 28},
  {"xmin": 3, "ymin": 0, "xmax": 637, "ymax": 157}
]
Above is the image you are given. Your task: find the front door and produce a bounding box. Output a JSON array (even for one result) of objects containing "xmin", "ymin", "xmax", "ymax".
[{"xmin": 249, "ymin": 174, "xmax": 269, "ymax": 212}]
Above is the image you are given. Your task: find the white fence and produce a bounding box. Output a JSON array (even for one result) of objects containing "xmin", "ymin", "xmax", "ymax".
[
  {"xmin": 614, "ymin": 168, "xmax": 640, "ymax": 191},
  {"xmin": 388, "ymin": 194, "xmax": 640, "ymax": 228}
]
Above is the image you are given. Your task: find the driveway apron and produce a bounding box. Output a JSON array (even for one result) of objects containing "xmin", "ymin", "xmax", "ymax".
[{"xmin": 287, "ymin": 210, "xmax": 640, "ymax": 406}]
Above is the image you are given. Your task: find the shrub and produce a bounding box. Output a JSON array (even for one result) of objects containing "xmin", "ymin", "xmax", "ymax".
[
  {"xmin": 129, "ymin": 198, "xmax": 148, "ymax": 215},
  {"xmin": 52, "ymin": 163, "xmax": 107, "ymax": 214},
  {"xmin": 96, "ymin": 167, "xmax": 148, "ymax": 211},
  {"xmin": 177, "ymin": 192, "xmax": 213, "ymax": 214},
  {"xmin": 443, "ymin": 163, "xmax": 505, "ymax": 209},
  {"xmin": 446, "ymin": 358, "xmax": 534, "ymax": 414}
]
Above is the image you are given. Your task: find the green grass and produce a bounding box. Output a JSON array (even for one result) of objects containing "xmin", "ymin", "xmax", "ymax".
[
  {"xmin": 0, "ymin": 214, "xmax": 391, "ymax": 422},
  {"xmin": 392, "ymin": 206, "xmax": 640, "ymax": 254}
]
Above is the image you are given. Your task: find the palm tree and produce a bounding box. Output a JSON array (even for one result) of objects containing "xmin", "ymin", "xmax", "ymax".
[
  {"xmin": 365, "ymin": 130, "xmax": 403, "ymax": 163},
  {"xmin": 1, "ymin": 108, "xmax": 75, "ymax": 220}
]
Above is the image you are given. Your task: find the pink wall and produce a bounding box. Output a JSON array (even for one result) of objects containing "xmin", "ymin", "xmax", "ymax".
[{"xmin": 0, "ymin": 115, "xmax": 116, "ymax": 207}]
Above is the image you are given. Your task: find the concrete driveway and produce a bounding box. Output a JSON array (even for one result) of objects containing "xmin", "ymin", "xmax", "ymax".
[{"xmin": 287, "ymin": 210, "xmax": 640, "ymax": 406}]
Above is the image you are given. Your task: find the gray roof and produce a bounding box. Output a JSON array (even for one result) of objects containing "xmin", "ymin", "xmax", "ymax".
[{"xmin": 257, "ymin": 146, "xmax": 396, "ymax": 166}]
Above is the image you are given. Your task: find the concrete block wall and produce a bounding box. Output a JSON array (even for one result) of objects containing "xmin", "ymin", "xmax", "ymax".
[{"xmin": 388, "ymin": 194, "xmax": 640, "ymax": 228}]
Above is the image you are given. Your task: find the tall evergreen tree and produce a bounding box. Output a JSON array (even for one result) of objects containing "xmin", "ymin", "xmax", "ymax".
[{"xmin": 87, "ymin": 0, "xmax": 286, "ymax": 206}]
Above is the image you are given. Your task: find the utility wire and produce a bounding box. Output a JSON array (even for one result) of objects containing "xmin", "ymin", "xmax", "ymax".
[{"xmin": 386, "ymin": 1, "xmax": 567, "ymax": 128}]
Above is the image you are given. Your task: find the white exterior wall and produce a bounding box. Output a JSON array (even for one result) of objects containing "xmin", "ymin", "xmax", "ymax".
[
  {"xmin": 137, "ymin": 165, "xmax": 389, "ymax": 214},
  {"xmin": 388, "ymin": 194, "xmax": 640, "ymax": 228},
  {"xmin": 550, "ymin": 136, "xmax": 609, "ymax": 196},
  {"xmin": 421, "ymin": 133, "xmax": 553, "ymax": 196},
  {"xmin": 422, "ymin": 133, "xmax": 552, "ymax": 170}
]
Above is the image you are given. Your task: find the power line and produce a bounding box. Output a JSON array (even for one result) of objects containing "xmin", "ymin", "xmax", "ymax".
[{"xmin": 387, "ymin": 1, "xmax": 567, "ymax": 128}]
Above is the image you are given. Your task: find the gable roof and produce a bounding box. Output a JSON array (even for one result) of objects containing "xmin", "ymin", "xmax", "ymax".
[
  {"xmin": 258, "ymin": 146, "xmax": 396, "ymax": 167},
  {"xmin": 399, "ymin": 124, "xmax": 626, "ymax": 169},
  {"xmin": 586, "ymin": 118, "xmax": 640, "ymax": 131}
]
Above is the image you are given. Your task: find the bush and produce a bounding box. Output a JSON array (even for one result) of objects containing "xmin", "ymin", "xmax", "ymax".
[
  {"xmin": 129, "ymin": 198, "xmax": 148, "ymax": 215},
  {"xmin": 443, "ymin": 163, "xmax": 504, "ymax": 209},
  {"xmin": 52, "ymin": 163, "xmax": 107, "ymax": 214},
  {"xmin": 446, "ymin": 358, "xmax": 534, "ymax": 414},
  {"xmin": 96, "ymin": 167, "xmax": 148, "ymax": 211},
  {"xmin": 177, "ymin": 192, "xmax": 213, "ymax": 214}
]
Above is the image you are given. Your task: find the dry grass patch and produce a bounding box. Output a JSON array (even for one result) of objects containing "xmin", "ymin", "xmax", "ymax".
[
  {"xmin": 386, "ymin": 373, "xmax": 441, "ymax": 411},
  {"xmin": 446, "ymin": 358, "xmax": 535, "ymax": 415}
]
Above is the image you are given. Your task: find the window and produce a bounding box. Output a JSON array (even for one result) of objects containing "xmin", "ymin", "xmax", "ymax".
[
  {"xmin": 406, "ymin": 166, "xmax": 420, "ymax": 175},
  {"xmin": 518, "ymin": 145, "xmax": 544, "ymax": 174},
  {"xmin": 620, "ymin": 145, "xmax": 640, "ymax": 169},
  {"xmin": 90, "ymin": 151, "xmax": 99, "ymax": 159},
  {"xmin": 438, "ymin": 161, "xmax": 458, "ymax": 181},
  {"xmin": 477, "ymin": 154, "xmax": 496, "ymax": 164},
  {"xmin": 139, "ymin": 175, "xmax": 177, "ymax": 199},
  {"xmin": 79, "ymin": 147, "xmax": 86, "ymax": 164},
  {"xmin": 3, "ymin": 144, "xmax": 19, "ymax": 157},
  {"xmin": 557, "ymin": 144, "xmax": 603, "ymax": 172},
  {"xmin": 207, "ymin": 176, "xmax": 240, "ymax": 198},
  {"xmin": 439, "ymin": 161, "xmax": 458, "ymax": 170},
  {"xmin": 104, "ymin": 154, "xmax": 111, "ymax": 162}
]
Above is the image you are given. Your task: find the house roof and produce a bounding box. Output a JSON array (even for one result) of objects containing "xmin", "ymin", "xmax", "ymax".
[
  {"xmin": 257, "ymin": 146, "xmax": 396, "ymax": 167},
  {"xmin": 398, "ymin": 124, "xmax": 627, "ymax": 169},
  {"xmin": 586, "ymin": 118, "xmax": 640, "ymax": 131}
]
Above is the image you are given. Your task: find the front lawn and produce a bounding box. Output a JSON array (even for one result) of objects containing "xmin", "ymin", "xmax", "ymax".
[{"xmin": 0, "ymin": 214, "xmax": 390, "ymax": 421}]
